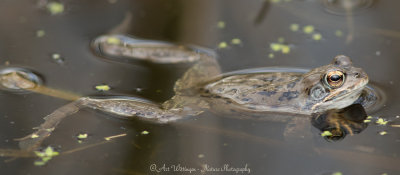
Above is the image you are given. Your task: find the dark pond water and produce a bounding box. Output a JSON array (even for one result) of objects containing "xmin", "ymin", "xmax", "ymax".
[{"xmin": 0, "ymin": 0, "xmax": 400, "ymax": 174}]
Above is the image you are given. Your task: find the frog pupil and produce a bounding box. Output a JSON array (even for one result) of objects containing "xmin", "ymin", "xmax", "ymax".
[{"xmin": 330, "ymin": 74, "xmax": 341, "ymax": 82}]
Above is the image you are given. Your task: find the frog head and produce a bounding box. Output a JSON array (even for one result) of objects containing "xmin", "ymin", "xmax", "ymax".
[{"xmin": 301, "ymin": 55, "xmax": 369, "ymax": 113}]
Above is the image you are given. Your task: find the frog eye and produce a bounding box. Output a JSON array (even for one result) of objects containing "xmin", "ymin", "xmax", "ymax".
[{"xmin": 324, "ymin": 71, "xmax": 345, "ymax": 88}]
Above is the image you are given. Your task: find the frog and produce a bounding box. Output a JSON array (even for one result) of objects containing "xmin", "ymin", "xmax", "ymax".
[{"xmin": 0, "ymin": 34, "xmax": 380, "ymax": 150}]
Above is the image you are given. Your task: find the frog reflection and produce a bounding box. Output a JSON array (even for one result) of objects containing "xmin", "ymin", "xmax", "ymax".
[
  {"xmin": 0, "ymin": 35, "xmax": 380, "ymax": 150},
  {"xmin": 312, "ymin": 104, "xmax": 368, "ymax": 141}
]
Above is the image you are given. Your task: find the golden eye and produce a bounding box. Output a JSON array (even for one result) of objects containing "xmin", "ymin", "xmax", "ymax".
[{"xmin": 324, "ymin": 71, "xmax": 345, "ymax": 88}]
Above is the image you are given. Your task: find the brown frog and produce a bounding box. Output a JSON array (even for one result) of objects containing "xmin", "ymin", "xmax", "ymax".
[{"xmin": 0, "ymin": 34, "xmax": 379, "ymax": 150}]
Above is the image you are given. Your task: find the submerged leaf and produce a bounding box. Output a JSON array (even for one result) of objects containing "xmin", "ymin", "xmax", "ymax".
[{"xmin": 321, "ymin": 131, "xmax": 333, "ymax": 137}]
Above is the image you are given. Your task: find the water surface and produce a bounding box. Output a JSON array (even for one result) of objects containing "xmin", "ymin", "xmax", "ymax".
[{"xmin": 0, "ymin": 0, "xmax": 399, "ymax": 174}]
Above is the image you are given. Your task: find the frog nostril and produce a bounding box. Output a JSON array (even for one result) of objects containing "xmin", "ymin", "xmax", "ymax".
[{"xmin": 355, "ymin": 73, "xmax": 360, "ymax": 78}]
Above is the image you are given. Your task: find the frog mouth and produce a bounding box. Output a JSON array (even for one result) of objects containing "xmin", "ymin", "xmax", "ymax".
[
  {"xmin": 326, "ymin": 79, "xmax": 368, "ymax": 103},
  {"xmin": 312, "ymin": 84, "xmax": 367, "ymax": 113},
  {"xmin": 338, "ymin": 86, "xmax": 365, "ymax": 101}
]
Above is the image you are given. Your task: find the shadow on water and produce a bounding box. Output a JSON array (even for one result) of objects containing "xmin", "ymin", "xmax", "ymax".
[{"xmin": 0, "ymin": 0, "xmax": 400, "ymax": 174}]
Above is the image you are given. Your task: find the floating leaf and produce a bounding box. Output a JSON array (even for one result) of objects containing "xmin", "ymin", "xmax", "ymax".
[
  {"xmin": 77, "ymin": 133, "xmax": 88, "ymax": 139},
  {"xmin": 268, "ymin": 53, "xmax": 274, "ymax": 59},
  {"xmin": 376, "ymin": 118, "xmax": 388, "ymax": 125},
  {"xmin": 281, "ymin": 45, "xmax": 290, "ymax": 54},
  {"xmin": 363, "ymin": 119, "xmax": 371, "ymax": 123},
  {"xmin": 290, "ymin": 24, "xmax": 299, "ymax": 32},
  {"xmin": 270, "ymin": 43, "xmax": 291, "ymax": 54},
  {"xmin": 231, "ymin": 38, "xmax": 242, "ymax": 45},
  {"xmin": 95, "ymin": 85, "xmax": 111, "ymax": 91},
  {"xmin": 335, "ymin": 30, "xmax": 343, "ymax": 37},
  {"xmin": 312, "ymin": 33, "xmax": 322, "ymax": 41},
  {"xmin": 217, "ymin": 21, "xmax": 226, "ymax": 29},
  {"xmin": 303, "ymin": 25, "xmax": 314, "ymax": 34},
  {"xmin": 198, "ymin": 154, "xmax": 205, "ymax": 158},
  {"xmin": 36, "ymin": 30, "xmax": 45, "ymax": 38},
  {"xmin": 218, "ymin": 42, "xmax": 228, "ymax": 49},
  {"xmin": 47, "ymin": 2, "xmax": 64, "ymax": 15},
  {"xmin": 34, "ymin": 146, "xmax": 59, "ymax": 166}
]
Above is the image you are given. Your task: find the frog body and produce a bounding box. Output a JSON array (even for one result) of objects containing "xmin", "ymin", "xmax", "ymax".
[
  {"xmin": 2, "ymin": 34, "xmax": 378, "ymax": 150},
  {"xmin": 82, "ymin": 35, "xmax": 370, "ymax": 123}
]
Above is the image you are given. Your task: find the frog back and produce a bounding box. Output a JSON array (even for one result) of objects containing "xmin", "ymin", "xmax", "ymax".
[{"xmin": 203, "ymin": 72, "xmax": 307, "ymax": 114}]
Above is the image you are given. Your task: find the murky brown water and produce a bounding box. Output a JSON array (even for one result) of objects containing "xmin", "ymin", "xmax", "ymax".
[{"xmin": 0, "ymin": 0, "xmax": 399, "ymax": 174}]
